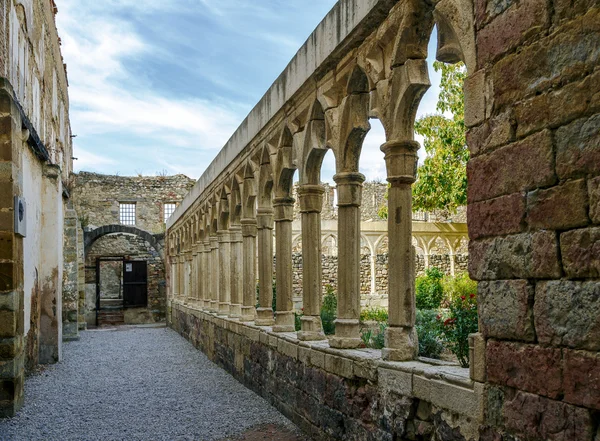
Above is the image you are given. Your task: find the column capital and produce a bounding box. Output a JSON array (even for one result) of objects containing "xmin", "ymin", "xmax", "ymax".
[
  {"xmin": 380, "ymin": 140, "xmax": 420, "ymax": 185},
  {"xmin": 241, "ymin": 218, "xmax": 258, "ymax": 237},
  {"xmin": 298, "ymin": 184, "xmax": 325, "ymax": 213},
  {"xmin": 256, "ymin": 208, "xmax": 274, "ymax": 230},
  {"xmin": 217, "ymin": 230, "xmax": 231, "ymax": 243},
  {"xmin": 333, "ymin": 172, "xmax": 365, "ymax": 207},
  {"xmin": 273, "ymin": 197, "xmax": 295, "ymax": 221}
]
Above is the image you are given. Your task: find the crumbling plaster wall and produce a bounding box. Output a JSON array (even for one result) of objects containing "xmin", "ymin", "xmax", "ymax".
[{"xmin": 0, "ymin": 0, "xmax": 72, "ymax": 418}]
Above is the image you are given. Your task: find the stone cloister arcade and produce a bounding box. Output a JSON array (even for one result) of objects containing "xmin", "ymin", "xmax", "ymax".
[{"xmin": 167, "ymin": 0, "xmax": 474, "ymax": 359}]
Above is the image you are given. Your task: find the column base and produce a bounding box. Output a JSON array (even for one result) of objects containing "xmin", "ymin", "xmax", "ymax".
[
  {"xmin": 209, "ymin": 301, "xmax": 219, "ymax": 313},
  {"xmin": 218, "ymin": 302, "xmax": 231, "ymax": 316},
  {"xmin": 229, "ymin": 303, "xmax": 242, "ymax": 319},
  {"xmin": 255, "ymin": 307, "xmax": 275, "ymax": 326},
  {"xmin": 328, "ymin": 318, "xmax": 361, "ymax": 348},
  {"xmin": 240, "ymin": 306, "xmax": 256, "ymax": 322},
  {"xmin": 297, "ymin": 315, "xmax": 326, "ymax": 341},
  {"xmin": 382, "ymin": 326, "xmax": 418, "ymax": 361},
  {"xmin": 272, "ymin": 311, "xmax": 295, "ymax": 333}
]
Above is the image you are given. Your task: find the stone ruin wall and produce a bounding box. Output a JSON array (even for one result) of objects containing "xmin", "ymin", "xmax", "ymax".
[
  {"xmin": 85, "ymin": 233, "xmax": 166, "ymax": 325},
  {"xmin": 72, "ymin": 172, "xmax": 196, "ymax": 234},
  {"xmin": 72, "ymin": 172, "xmax": 195, "ymax": 326}
]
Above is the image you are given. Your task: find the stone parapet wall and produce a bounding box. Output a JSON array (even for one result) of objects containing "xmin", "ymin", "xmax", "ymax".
[{"xmin": 170, "ymin": 303, "xmax": 484, "ymax": 441}]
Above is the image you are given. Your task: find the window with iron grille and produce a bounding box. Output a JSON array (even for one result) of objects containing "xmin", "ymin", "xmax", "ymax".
[
  {"xmin": 164, "ymin": 203, "xmax": 176, "ymax": 223},
  {"xmin": 119, "ymin": 203, "xmax": 136, "ymax": 225}
]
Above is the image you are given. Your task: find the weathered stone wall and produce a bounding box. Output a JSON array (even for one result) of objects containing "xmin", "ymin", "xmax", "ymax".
[
  {"xmin": 171, "ymin": 305, "xmax": 484, "ymax": 441},
  {"xmin": 72, "ymin": 172, "xmax": 195, "ymax": 234},
  {"xmin": 85, "ymin": 233, "xmax": 166, "ymax": 325},
  {"xmin": 0, "ymin": 0, "xmax": 72, "ymax": 417},
  {"xmin": 467, "ymin": 3, "xmax": 600, "ymax": 440},
  {"xmin": 291, "ymin": 252, "xmax": 469, "ymax": 309},
  {"xmin": 62, "ymin": 203, "xmax": 80, "ymax": 341}
]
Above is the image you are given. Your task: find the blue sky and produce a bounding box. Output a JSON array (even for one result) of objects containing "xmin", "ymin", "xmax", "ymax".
[{"xmin": 56, "ymin": 1, "xmax": 442, "ymax": 182}]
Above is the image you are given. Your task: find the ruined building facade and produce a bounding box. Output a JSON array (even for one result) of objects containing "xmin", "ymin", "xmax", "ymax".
[
  {"xmin": 167, "ymin": 1, "xmax": 600, "ymax": 440},
  {"xmin": 0, "ymin": 0, "xmax": 74, "ymax": 417},
  {"xmin": 71, "ymin": 172, "xmax": 195, "ymax": 327}
]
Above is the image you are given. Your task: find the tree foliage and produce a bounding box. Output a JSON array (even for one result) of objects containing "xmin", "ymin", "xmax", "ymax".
[
  {"xmin": 377, "ymin": 61, "xmax": 467, "ymax": 219},
  {"xmin": 412, "ymin": 61, "xmax": 467, "ymax": 213}
]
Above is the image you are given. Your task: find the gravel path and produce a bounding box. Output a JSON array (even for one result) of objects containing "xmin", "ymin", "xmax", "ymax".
[{"xmin": 0, "ymin": 326, "xmax": 303, "ymax": 441}]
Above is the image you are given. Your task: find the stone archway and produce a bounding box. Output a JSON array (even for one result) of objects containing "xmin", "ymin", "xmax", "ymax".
[{"xmin": 84, "ymin": 225, "xmax": 164, "ymax": 258}]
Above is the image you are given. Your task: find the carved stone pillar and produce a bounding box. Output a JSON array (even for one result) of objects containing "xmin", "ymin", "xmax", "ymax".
[
  {"xmin": 217, "ymin": 230, "xmax": 231, "ymax": 315},
  {"xmin": 196, "ymin": 242, "xmax": 204, "ymax": 307},
  {"xmin": 179, "ymin": 254, "xmax": 187, "ymax": 303},
  {"xmin": 209, "ymin": 235, "xmax": 220, "ymax": 312},
  {"xmin": 255, "ymin": 208, "xmax": 275, "ymax": 326},
  {"xmin": 272, "ymin": 197, "xmax": 295, "ymax": 332},
  {"xmin": 229, "ymin": 225, "xmax": 243, "ymax": 319},
  {"xmin": 381, "ymin": 140, "xmax": 419, "ymax": 361},
  {"xmin": 240, "ymin": 218, "xmax": 257, "ymax": 322},
  {"xmin": 192, "ymin": 246, "xmax": 199, "ymax": 305},
  {"xmin": 297, "ymin": 185, "xmax": 326, "ymax": 341},
  {"xmin": 202, "ymin": 238, "xmax": 211, "ymax": 310},
  {"xmin": 185, "ymin": 252, "xmax": 193, "ymax": 305},
  {"xmin": 169, "ymin": 256, "xmax": 177, "ymax": 299},
  {"xmin": 329, "ymin": 172, "xmax": 364, "ymax": 349}
]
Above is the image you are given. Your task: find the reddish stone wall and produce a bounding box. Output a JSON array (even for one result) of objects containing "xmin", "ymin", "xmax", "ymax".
[{"xmin": 468, "ymin": 3, "xmax": 600, "ymax": 439}]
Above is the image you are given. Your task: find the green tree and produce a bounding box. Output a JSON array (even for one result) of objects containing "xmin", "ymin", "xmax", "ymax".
[
  {"xmin": 413, "ymin": 61, "xmax": 467, "ymax": 213},
  {"xmin": 378, "ymin": 61, "xmax": 467, "ymax": 219}
]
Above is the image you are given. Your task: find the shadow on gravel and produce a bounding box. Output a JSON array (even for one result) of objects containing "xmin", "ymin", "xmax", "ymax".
[{"xmin": 218, "ymin": 424, "xmax": 310, "ymax": 441}]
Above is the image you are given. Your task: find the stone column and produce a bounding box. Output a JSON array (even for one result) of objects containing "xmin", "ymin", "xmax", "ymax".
[
  {"xmin": 178, "ymin": 255, "xmax": 185, "ymax": 302},
  {"xmin": 217, "ymin": 230, "xmax": 231, "ymax": 315},
  {"xmin": 255, "ymin": 208, "xmax": 275, "ymax": 326},
  {"xmin": 329, "ymin": 172, "xmax": 364, "ymax": 349},
  {"xmin": 272, "ymin": 197, "xmax": 295, "ymax": 332},
  {"xmin": 381, "ymin": 140, "xmax": 419, "ymax": 361},
  {"xmin": 196, "ymin": 243, "xmax": 204, "ymax": 306},
  {"xmin": 297, "ymin": 185, "xmax": 326, "ymax": 340},
  {"xmin": 229, "ymin": 225, "xmax": 243, "ymax": 319},
  {"xmin": 240, "ymin": 218, "xmax": 257, "ymax": 322},
  {"xmin": 184, "ymin": 253, "xmax": 192, "ymax": 304},
  {"xmin": 370, "ymin": 252, "xmax": 377, "ymax": 295},
  {"xmin": 202, "ymin": 238, "xmax": 211, "ymax": 310},
  {"xmin": 209, "ymin": 235, "xmax": 220, "ymax": 312},
  {"xmin": 192, "ymin": 246, "xmax": 199, "ymax": 305}
]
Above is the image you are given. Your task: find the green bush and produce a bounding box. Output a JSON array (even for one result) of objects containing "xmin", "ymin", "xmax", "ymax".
[
  {"xmin": 437, "ymin": 292, "xmax": 478, "ymax": 367},
  {"xmin": 360, "ymin": 322, "xmax": 388, "ymax": 349},
  {"xmin": 294, "ymin": 311, "xmax": 302, "ymax": 331},
  {"xmin": 442, "ymin": 271, "xmax": 478, "ymax": 306},
  {"xmin": 416, "ymin": 309, "xmax": 444, "ymax": 359},
  {"xmin": 416, "ymin": 267, "xmax": 445, "ymax": 309},
  {"xmin": 360, "ymin": 307, "xmax": 389, "ymax": 323},
  {"xmin": 320, "ymin": 285, "xmax": 337, "ymax": 335}
]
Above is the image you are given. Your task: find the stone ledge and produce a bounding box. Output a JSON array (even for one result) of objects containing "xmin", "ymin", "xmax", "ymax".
[{"xmin": 171, "ymin": 301, "xmax": 482, "ymax": 421}]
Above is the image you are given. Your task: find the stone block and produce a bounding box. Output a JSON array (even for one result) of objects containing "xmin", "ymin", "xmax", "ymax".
[
  {"xmin": 561, "ymin": 227, "xmax": 600, "ymax": 278},
  {"xmin": 493, "ymin": 10, "xmax": 600, "ymax": 107},
  {"xmin": 0, "ymin": 292, "xmax": 17, "ymax": 311},
  {"xmin": 378, "ymin": 368, "xmax": 412, "ymax": 396},
  {"xmin": 534, "ymin": 281, "xmax": 600, "ymax": 351},
  {"xmin": 324, "ymin": 354, "xmax": 353, "ymax": 379},
  {"xmin": 429, "ymin": 379, "xmax": 482, "ymax": 420},
  {"xmin": 0, "ymin": 311, "xmax": 16, "ymax": 338},
  {"xmin": 589, "ymin": 176, "xmax": 600, "ymax": 224},
  {"xmin": 0, "ymin": 263, "xmax": 13, "ymax": 291},
  {"xmin": 469, "ymin": 333, "xmax": 486, "ymax": 382},
  {"xmin": 478, "ymin": 280, "xmax": 535, "ymax": 341},
  {"xmin": 0, "ymin": 337, "xmax": 21, "ymax": 359},
  {"xmin": 353, "ymin": 359, "xmax": 377, "ymax": 382},
  {"xmin": 563, "ymin": 349, "xmax": 600, "ymax": 410},
  {"xmin": 463, "ymin": 70, "xmax": 485, "ymax": 127},
  {"xmin": 526, "ymin": 179, "xmax": 589, "ymax": 230},
  {"xmin": 467, "ymin": 130, "xmax": 555, "ymax": 203},
  {"xmin": 503, "ymin": 391, "xmax": 594, "ymax": 441},
  {"xmin": 310, "ymin": 349, "xmax": 325, "ymax": 370},
  {"xmin": 277, "ymin": 339, "xmax": 298, "ymax": 360},
  {"xmin": 466, "ymin": 109, "xmax": 514, "ymax": 157},
  {"xmin": 412, "ymin": 375, "xmax": 431, "ymax": 401},
  {"xmin": 0, "ymin": 232, "xmax": 12, "ymax": 260},
  {"xmin": 469, "ymin": 231, "xmax": 561, "ymax": 280},
  {"xmin": 556, "ymin": 114, "xmax": 600, "ymax": 180},
  {"xmin": 486, "ymin": 340, "xmax": 562, "ymax": 399},
  {"xmin": 514, "ymin": 69, "xmax": 600, "ymax": 138},
  {"xmin": 476, "ymin": 0, "xmax": 547, "ymax": 65},
  {"xmin": 0, "ymin": 355, "xmax": 22, "ymax": 378},
  {"xmin": 468, "ymin": 193, "xmax": 525, "ymax": 239}
]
